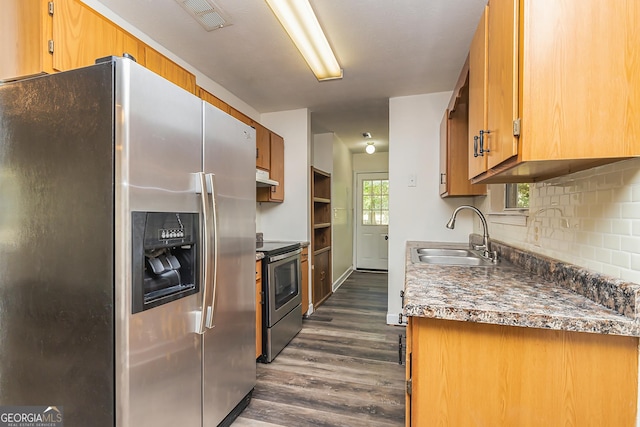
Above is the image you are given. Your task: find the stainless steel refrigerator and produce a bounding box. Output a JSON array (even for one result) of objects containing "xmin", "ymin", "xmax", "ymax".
[{"xmin": 0, "ymin": 57, "xmax": 256, "ymax": 427}]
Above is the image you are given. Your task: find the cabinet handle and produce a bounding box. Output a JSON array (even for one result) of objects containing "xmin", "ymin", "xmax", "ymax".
[
  {"xmin": 479, "ymin": 130, "xmax": 491, "ymax": 154},
  {"xmin": 256, "ymin": 148, "xmax": 259, "ymax": 159},
  {"xmin": 440, "ymin": 173, "xmax": 446, "ymax": 185},
  {"xmin": 473, "ymin": 135, "xmax": 480, "ymax": 157}
]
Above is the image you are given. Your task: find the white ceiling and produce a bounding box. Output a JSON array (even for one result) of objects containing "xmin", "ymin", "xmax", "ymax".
[{"xmin": 94, "ymin": 0, "xmax": 487, "ymax": 153}]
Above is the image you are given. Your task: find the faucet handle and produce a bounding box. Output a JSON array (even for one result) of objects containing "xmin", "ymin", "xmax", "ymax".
[{"xmin": 472, "ymin": 243, "xmax": 486, "ymax": 251}]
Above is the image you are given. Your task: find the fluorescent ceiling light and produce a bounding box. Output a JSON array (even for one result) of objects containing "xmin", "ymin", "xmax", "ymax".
[{"xmin": 265, "ymin": 0, "xmax": 343, "ymax": 81}]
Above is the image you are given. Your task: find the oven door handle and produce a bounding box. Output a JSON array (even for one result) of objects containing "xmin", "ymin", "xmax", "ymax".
[
  {"xmin": 269, "ymin": 248, "xmax": 302, "ymax": 263},
  {"xmin": 193, "ymin": 172, "xmax": 211, "ymax": 334},
  {"xmin": 205, "ymin": 173, "xmax": 219, "ymax": 330}
]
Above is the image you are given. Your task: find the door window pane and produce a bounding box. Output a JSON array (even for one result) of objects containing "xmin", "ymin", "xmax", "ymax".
[{"xmin": 361, "ymin": 179, "xmax": 389, "ymax": 225}]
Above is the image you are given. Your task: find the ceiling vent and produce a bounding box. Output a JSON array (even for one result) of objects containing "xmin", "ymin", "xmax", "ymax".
[{"xmin": 175, "ymin": 0, "xmax": 232, "ymax": 32}]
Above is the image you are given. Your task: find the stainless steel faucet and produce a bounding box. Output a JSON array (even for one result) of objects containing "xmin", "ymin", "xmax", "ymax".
[{"xmin": 446, "ymin": 205, "xmax": 497, "ymax": 262}]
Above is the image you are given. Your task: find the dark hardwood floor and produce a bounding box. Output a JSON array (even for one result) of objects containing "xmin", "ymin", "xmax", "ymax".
[{"xmin": 233, "ymin": 271, "xmax": 406, "ymax": 427}]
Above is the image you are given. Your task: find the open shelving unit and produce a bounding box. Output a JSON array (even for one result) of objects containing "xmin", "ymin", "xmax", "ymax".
[{"xmin": 311, "ymin": 167, "xmax": 332, "ymax": 308}]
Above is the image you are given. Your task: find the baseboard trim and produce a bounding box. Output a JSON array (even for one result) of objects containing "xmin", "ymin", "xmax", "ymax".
[{"xmin": 332, "ymin": 267, "xmax": 354, "ymax": 292}]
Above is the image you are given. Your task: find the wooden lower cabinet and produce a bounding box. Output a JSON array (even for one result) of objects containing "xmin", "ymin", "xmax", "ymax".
[
  {"xmin": 406, "ymin": 317, "xmax": 638, "ymax": 426},
  {"xmin": 312, "ymin": 249, "xmax": 331, "ymax": 307},
  {"xmin": 300, "ymin": 247, "xmax": 309, "ymax": 316},
  {"xmin": 255, "ymin": 260, "xmax": 262, "ymax": 359}
]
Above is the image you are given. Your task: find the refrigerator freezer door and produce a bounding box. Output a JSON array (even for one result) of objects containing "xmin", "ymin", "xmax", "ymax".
[
  {"xmin": 0, "ymin": 62, "xmax": 116, "ymax": 426},
  {"xmin": 115, "ymin": 59, "xmax": 203, "ymax": 427},
  {"xmin": 202, "ymin": 103, "xmax": 256, "ymax": 425}
]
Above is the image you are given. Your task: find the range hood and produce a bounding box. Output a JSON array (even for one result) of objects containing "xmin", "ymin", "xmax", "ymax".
[{"xmin": 256, "ymin": 169, "xmax": 279, "ymax": 187}]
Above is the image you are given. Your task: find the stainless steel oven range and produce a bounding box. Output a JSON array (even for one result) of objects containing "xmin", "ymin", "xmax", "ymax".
[{"xmin": 257, "ymin": 241, "xmax": 302, "ymax": 362}]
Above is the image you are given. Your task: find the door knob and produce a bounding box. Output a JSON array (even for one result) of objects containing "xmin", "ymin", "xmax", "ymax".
[{"xmin": 385, "ymin": 235, "xmax": 389, "ymax": 241}]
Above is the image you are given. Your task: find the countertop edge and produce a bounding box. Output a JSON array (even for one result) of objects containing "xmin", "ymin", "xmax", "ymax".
[{"xmin": 403, "ymin": 239, "xmax": 640, "ymax": 338}]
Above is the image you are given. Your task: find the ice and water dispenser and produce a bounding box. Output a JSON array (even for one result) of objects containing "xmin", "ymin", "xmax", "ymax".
[{"xmin": 131, "ymin": 212, "xmax": 199, "ymax": 313}]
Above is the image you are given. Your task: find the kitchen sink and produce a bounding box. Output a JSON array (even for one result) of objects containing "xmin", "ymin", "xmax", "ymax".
[
  {"xmin": 410, "ymin": 247, "xmax": 497, "ymax": 267},
  {"xmin": 415, "ymin": 248, "xmax": 476, "ymax": 257}
]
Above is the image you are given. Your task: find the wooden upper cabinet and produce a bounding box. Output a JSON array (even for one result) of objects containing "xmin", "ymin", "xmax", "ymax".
[
  {"xmin": 229, "ymin": 107, "xmax": 255, "ymax": 127},
  {"xmin": 469, "ymin": 0, "xmax": 518, "ymax": 179},
  {"xmin": 440, "ymin": 56, "xmax": 486, "ymax": 197},
  {"xmin": 197, "ymin": 86, "xmax": 230, "ymax": 113},
  {"xmin": 1, "ymin": 0, "xmax": 54, "ymax": 81},
  {"xmin": 52, "ymin": 0, "xmax": 144, "ymax": 72},
  {"xmin": 520, "ymin": 0, "xmax": 640, "ymax": 161},
  {"xmin": 255, "ymin": 124, "xmax": 271, "ymax": 171},
  {"xmin": 1, "ymin": 0, "xmax": 199, "ymax": 96},
  {"xmin": 143, "ymin": 47, "xmax": 196, "ymax": 94},
  {"xmin": 469, "ymin": 0, "xmax": 640, "ymax": 183},
  {"xmin": 468, "ymin": 6, "xmax": 488, "ymax": 179},
  {"xmin": 256, "ymin": 131, "xmax": 284, "ymax": 202},
  {"xmin": 485, "ymin": 0, "xmax": 518, "ymax": 171},
  {"xmin": 268, "ymin": 132, "xmax": 285, "ymax": 201}
]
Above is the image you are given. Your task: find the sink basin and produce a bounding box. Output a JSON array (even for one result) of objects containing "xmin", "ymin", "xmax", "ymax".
[
  {"xmin": 416, "ymin": 248, "xmax": 476, "ymax": 257},
  {"xmin": 411, "ymin": 247, "xmax": 497, "ymax": 267}
]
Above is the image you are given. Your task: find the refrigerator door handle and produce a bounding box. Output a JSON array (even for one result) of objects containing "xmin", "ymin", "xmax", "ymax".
[
  {"xmin": 205, "ymin": 173, "xmax": 219, "ymax": 329},
  {"xmin": 193, "ymin": 171, "xmax": 212, "ymax": 335}
]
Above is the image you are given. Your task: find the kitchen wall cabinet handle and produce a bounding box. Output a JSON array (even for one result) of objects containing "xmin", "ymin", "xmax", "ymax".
[
  {"xmin": 479, "ymin": 130, "xmax": 491, "ymax": 154},
  {"xmin": 440, "ymin": 173, "xmax": 446, "ymax": 185},
  {"xmin": 205, "ymin": 173, "xmax": 219, "ymax": 330},
  {"xmin": 473, "ymin": 135, "xmax": 480, "ymax": 157},
  {"xmin": 195, "ymin": 172, "xmax": 211, "ymax": 334}
]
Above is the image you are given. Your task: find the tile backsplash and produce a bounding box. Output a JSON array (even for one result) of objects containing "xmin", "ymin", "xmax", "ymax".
[{"xmin": 475, "ymin": 157, "xmax": 640, "ymax": 284}]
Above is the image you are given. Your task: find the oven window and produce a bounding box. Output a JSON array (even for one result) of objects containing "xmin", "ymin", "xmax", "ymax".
[{"xmin": 274, "ymin": 258, "xmax": 299, "ymax": 310}]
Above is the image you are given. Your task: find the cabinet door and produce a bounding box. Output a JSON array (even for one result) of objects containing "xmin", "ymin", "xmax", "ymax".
[
  {"xmin": 486, "ymin": 0, "xmax": 519, "ymax": 169},
  {"xmin": 521, "ymin": 0, "xmax": 640, "ymax": 161},
  {"xmin": 255, "ymin": 124, "xmax": 271, "ymax": 171},
  {"xmin": 312, "ymin": 250, "xmax": 331, "ymax": 306},
  {"xmin": 144, "ymin": 47, "xmax": 196, "ymax": 94},
  {"xmin": 300, "ymin": 248, "xmax": 309, "ymax": 316},
  {"xmin": 1, "ymin": 0, "xmax": 53, "ymax": 81},
  {"xmin": 52, "ymin": 0, "xmax": 144, "ymax": 72},
  {"xmin": 405, "ymin": 318, "xmax": 413, "ymax": 427},
  {"xmin": 438, "ymin": 111, "xmax": 448, "ymax": 195},
  {"xmin": 468, "ymin": 6, "xmax": 488, "ymax": 179},
  {"xmin": 268, "ymin": 132, "xmax": 285, "ymax": 201}
]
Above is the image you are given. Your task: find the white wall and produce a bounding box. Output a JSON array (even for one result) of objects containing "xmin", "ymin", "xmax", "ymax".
[
  {"xmin": 353, "ymin": 152, "xmax": 389, "ymax": 172},
  {"xmin": 332, "ymin": 134, "xmax": 354, "ymax": 287},
  {"xmin": 258, "ymin": 109, "xmax": 310, "ymax": 242},
  {"xmin": 312, "ymin": 133, "xmax": 334, "ymax": 173},
  {"xmin": 476, "ymin": 157, "xmax": 640, "ymax": 284},
  {"xmin": 83, "ymin": 0, "xmax": 260, "ymax": 121},
  {"xmin": 388, "ymin": 92, "xmax": 477, "ymax": 324}
]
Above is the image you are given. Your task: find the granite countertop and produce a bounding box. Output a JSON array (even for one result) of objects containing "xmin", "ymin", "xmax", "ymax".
[{"xmin": 403, "ymin": 240, "xmax": 640, "ymax": 337}]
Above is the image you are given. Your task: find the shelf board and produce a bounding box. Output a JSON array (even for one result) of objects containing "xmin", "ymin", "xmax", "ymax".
[
  {"xmin": 313, "ymin": 246, "xmax": 331, "ymax": 256},
  {"xmin": 313, "ymin": 197, "xmax": 331, "ymax": 204},
  {"xmin": 313, "ymin": 223, "xmax": 331, "ymax": 229}
]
